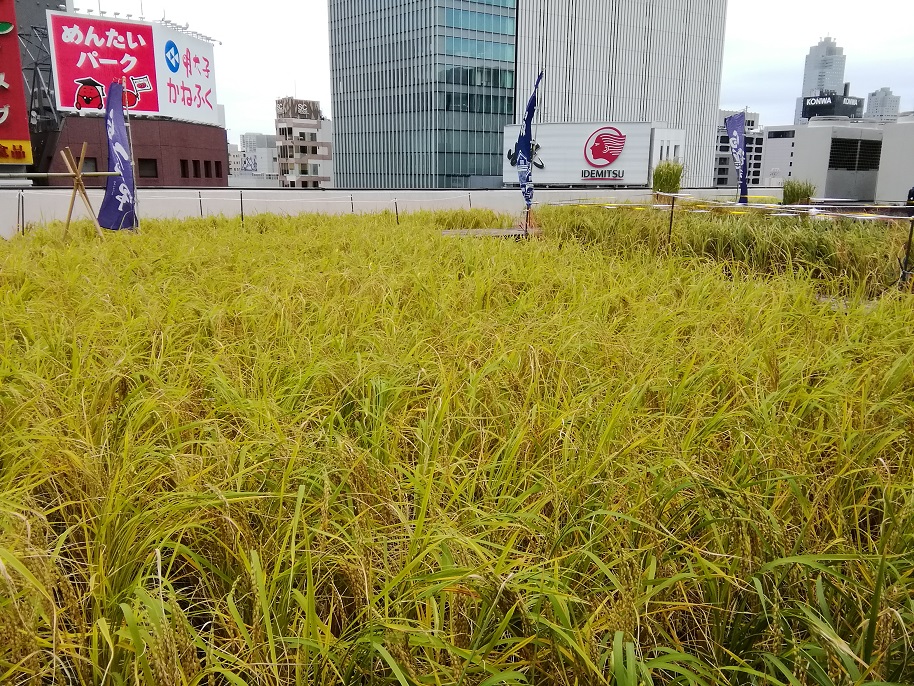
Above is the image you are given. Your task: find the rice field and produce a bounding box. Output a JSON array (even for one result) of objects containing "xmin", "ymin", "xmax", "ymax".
[{"xmin": 1, "ymin": 208, "xmax": 913, "ymax": 685}]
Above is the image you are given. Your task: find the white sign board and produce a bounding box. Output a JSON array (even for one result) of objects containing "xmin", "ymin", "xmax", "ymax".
[
  {"xmin": 503, "ymin": 122, "xmax": 653, "ymax": 186},
  {"xmin": 152, "ymin": 24, "xmax": 220, "ymax": 126}
]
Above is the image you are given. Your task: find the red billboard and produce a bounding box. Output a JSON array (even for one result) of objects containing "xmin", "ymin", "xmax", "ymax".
[
  {"xmin": 0, "ymin": 0, "xmax": 33, "ymax": 164},
  {"xmin": 47, "ymin": 12, "xmax": 160, "ymax": 115}
]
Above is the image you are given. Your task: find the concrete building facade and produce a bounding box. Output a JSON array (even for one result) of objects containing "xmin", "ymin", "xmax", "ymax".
[
  {"xmin": 757, "ymin": 117, "xmax": 914, "ymax": 203},
  {"xmin": 515, "ymin": 0, "xmax": 727, "ymax": 188},
  {"xmin": 794, "ymin": 37, "xmax": 847, "ymax": 124},
  {"xmin": 275, "ymin": 98, "xmax": 334, "ymax": 189},
  {"xmin": 866, "ymin": 87, "xmax": 902, "ymax": 122}
]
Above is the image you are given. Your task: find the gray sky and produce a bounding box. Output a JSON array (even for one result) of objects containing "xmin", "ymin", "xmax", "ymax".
[{"xmin": 108, "ymin": 1, "xmax": 913, "ymax": 140}]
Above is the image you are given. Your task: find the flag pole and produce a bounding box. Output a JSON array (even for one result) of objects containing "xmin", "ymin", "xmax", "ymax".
[{"xmin": 122, "ymin": 77, "xmax": 140, "ymax": 231}]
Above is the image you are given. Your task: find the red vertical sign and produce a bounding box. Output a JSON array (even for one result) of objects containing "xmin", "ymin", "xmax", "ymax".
[{"xmin": 0, "ymin": 0, "xmax": 33, "ymax": 164}]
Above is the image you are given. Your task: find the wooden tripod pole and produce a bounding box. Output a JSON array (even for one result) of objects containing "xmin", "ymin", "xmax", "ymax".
[{"xmin": 60, "ymin": 144, "xmax": 104, "ymax": 239}]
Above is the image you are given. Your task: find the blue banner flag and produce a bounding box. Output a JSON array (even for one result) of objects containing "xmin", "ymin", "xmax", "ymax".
[
  {"xmin": 724, "ymin": 111, "xmax": 749, "ymax": 205},
  {"xmin": 97, "ymin": 82, "xmax": 138, "ymax": 230},
  {"xmin": 516, "ymin": 71, "xmax": 544, "ymax": 209}
]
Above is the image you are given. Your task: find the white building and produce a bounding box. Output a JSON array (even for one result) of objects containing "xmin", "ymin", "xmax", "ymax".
[
  {"xmin": 275, "ymin": 98, "xmax": 334, "ymax": 189},
  {"xmin": 238, "ymin": 133, "xmax": 280, "ymax": 182},
  {"xmin": 866, "ymin": 87, "xmax": 902, "ymax": 122},
  {"xmin": 760, "ymin": 126, "xmax": 797, "ymax": 187},
  {"xmin": 794, "ymin": 37, "xmax": 847, "ymax": 124},
  {"xmin": 228, "ymin": 144, "xmax": 243, "ymax": 177},
  {"xmin": 876, "ymin": 115, "xmax": 914, "ymax": 202},
  {"xmin": 516, "ymin": 0, "xmax": 728, "ymax": 187},
  {"xmin": 714, "ymin": 110, "xmax": 764, "ymax": 189},
  {"xmin": 756, "ymin": 117, "xmax": 914, "ymax": 203}
]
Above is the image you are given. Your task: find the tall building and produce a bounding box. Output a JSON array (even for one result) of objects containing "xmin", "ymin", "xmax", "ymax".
[
  {"xmin": 329, "ymin": 1, "xmax": 515, "ymax": 188},
  {"xmin": 866, "ymin": 87, "xmax": 901, "ymax": 122},
  {"xmin": 516, "ymin": 0, "xmax": 727, "ymax": 187},
  {"xmin": 330, "ymin": 0, "xmax": 727, "ymax": 189},
  {"xmin": 794, "ymin": 37, "xmax": 847, "ymax": 124},
  {"xmin": 275, "ymin": 98, "xmax": 334, "ymax": 189}
]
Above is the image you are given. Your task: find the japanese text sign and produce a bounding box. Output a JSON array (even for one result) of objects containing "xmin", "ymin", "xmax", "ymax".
[
  {"xmin": 47, "ymin": 11, "xmax": 219, "ymax": 127},
  {"xmin": 0, "ymin": 0, "xmax": 34, "ymax": 164},
  {"xmin": 48, "ymin": 12, "xmax": 159, "ymax": 115}
]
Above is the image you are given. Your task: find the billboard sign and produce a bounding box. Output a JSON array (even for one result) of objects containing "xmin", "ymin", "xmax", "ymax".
[
  {"xmin": 276, "ymin": 97, "xmax": 321, "ymax": 120},
  {"xmin": 801, "ymin": 95, "xmax": 864, "ymax": 120},
  {"xmin": 152, "ymin": 24, "xmax": 219, "ymax": 125},
  {"xmin": 0, "ymin": 0, "xmax": 34, "ymax": 164},
  {"xmin": 47, "ymin": 11, "xmax": 219, "ymax": 126},
  {"xmin": 504, "ymin": 122, "xmax": 653, "ymax": 186}
]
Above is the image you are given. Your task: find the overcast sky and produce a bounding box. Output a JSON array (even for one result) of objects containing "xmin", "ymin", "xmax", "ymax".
[{"xmin": 104, "ymin": 0, "xmax": 913, "ymax": 141}]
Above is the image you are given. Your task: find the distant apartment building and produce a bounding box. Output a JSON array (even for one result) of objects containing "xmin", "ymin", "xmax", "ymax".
[
  {"xmin": 794, "ymin": 37, "xmax": 847, "ymax": 124},
  {"xmin": 228, "ymin": 144, "xmax": 243, "ymax": 176},
  {"xmin": 275, "ymin": 98, "xmax": 334, "ymax": 189},
  {"xmin": 329, "ymin": 0, "xmax": 727, "ymax": 189},
  {"xmin": 866, "ymin": 87, "xmax": 901, "ymax": 122},
  {"xmin": 226, "ymin": 134, "xmax": 281, "ymax": 188},
  {"xmin": 714, "ymin": 110, "xmax": 764, "ymax": 189}
]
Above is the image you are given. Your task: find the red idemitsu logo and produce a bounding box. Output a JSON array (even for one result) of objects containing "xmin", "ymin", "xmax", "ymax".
[{"xmin": 584, "ymin": 127, "xmax": 627, "ymax": 167}]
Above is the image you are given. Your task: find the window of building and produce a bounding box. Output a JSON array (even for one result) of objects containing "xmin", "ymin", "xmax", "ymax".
[
  {"xmin": 180, "ymin": 159, "xmax": 189, "ymax": 178},
  {"xmin": 82, "ymin": 157, "xmax": 99, "ymax": 173},
  {"xmin": 137, "ymin": 158, "xmax": 158, "ymax": 178},
  {"xmin": 310, "ymin": 133, "xmax": 317, "ymax": 142},
  {"xmin": 192, "ymin": 160, "xmax": 201, "ymax": 178},
  {"xmin": 768, "ymin": 130, "xmax": 796, "ymax": 139},
  {"xmin": 311, "ymin": 164, "xmax": 320, "ymax": 176},
  {"xmin": 215, "ymin": 161, "xmax": 223, "ymax": 178},
  {"xmin": 312, "ymin": 181, "xmax": 320, "ymax": 188},
  {"xmin": 204, "ymin": 161, "xmax": 213, "ymax": 178},
  {"xmin": 311, "ymin": 146, "xmax": 317, "ymax": 154},
  {"xmin": 719, "ymin": 145, "xmax": 728, "ymax": 152},
  {"xmin": 719, "ymin": 135, "xmax": 728, "ymax": 144}
]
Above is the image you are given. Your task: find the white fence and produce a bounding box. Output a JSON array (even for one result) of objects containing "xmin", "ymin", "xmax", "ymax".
[{"xmin": 0, "ymin": 187, "xmax": 782, "ymax": 240}]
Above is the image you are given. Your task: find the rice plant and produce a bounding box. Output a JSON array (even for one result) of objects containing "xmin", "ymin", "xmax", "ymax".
[
  {"xmin": 652, "ymin": 160, "xmax": 684, "ymax": 195},
  {"xmin": 782, "ymin": 179, "xmax": 817, "ymax": 205},
  {"xmin": 1, "ymin": 208, "xmax": 912, "ymax": 685}
]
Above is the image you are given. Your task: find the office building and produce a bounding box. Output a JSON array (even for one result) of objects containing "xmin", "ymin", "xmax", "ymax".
[
  {"xmin": 275, "ymin": 98, "xmax": 334, "ymax": 189},
  {"xmin": 794, "ymin": 37, "xmax": 847, "ymax": 124},
  {"xmin": 329, "ymin": 0, "xmax": 515, "ymax": 188},
  {"xmin": 714, "ymin": 110, "xmax": 764, "ymax": 189},
  {"xmin": 866, "ymin": 88, "xmax": 901, "ymax": 122},
  {"xmin": 515, "ymin": 0, "xmax": 728, "ymax": 187},
  {"xmin": 330, "ymin": 0, "xmax": 726, "ymax": 189}
]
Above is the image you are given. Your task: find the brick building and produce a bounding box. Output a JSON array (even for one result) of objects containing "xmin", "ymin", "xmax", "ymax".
[{"xmin": 46, "ymin": 116, "xmax": 228, "ymax": 187}]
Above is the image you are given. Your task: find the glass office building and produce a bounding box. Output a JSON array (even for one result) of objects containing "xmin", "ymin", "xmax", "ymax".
[{"xmin": 329, "ymin": 0, "xmax": 516, "ymax": 188}]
